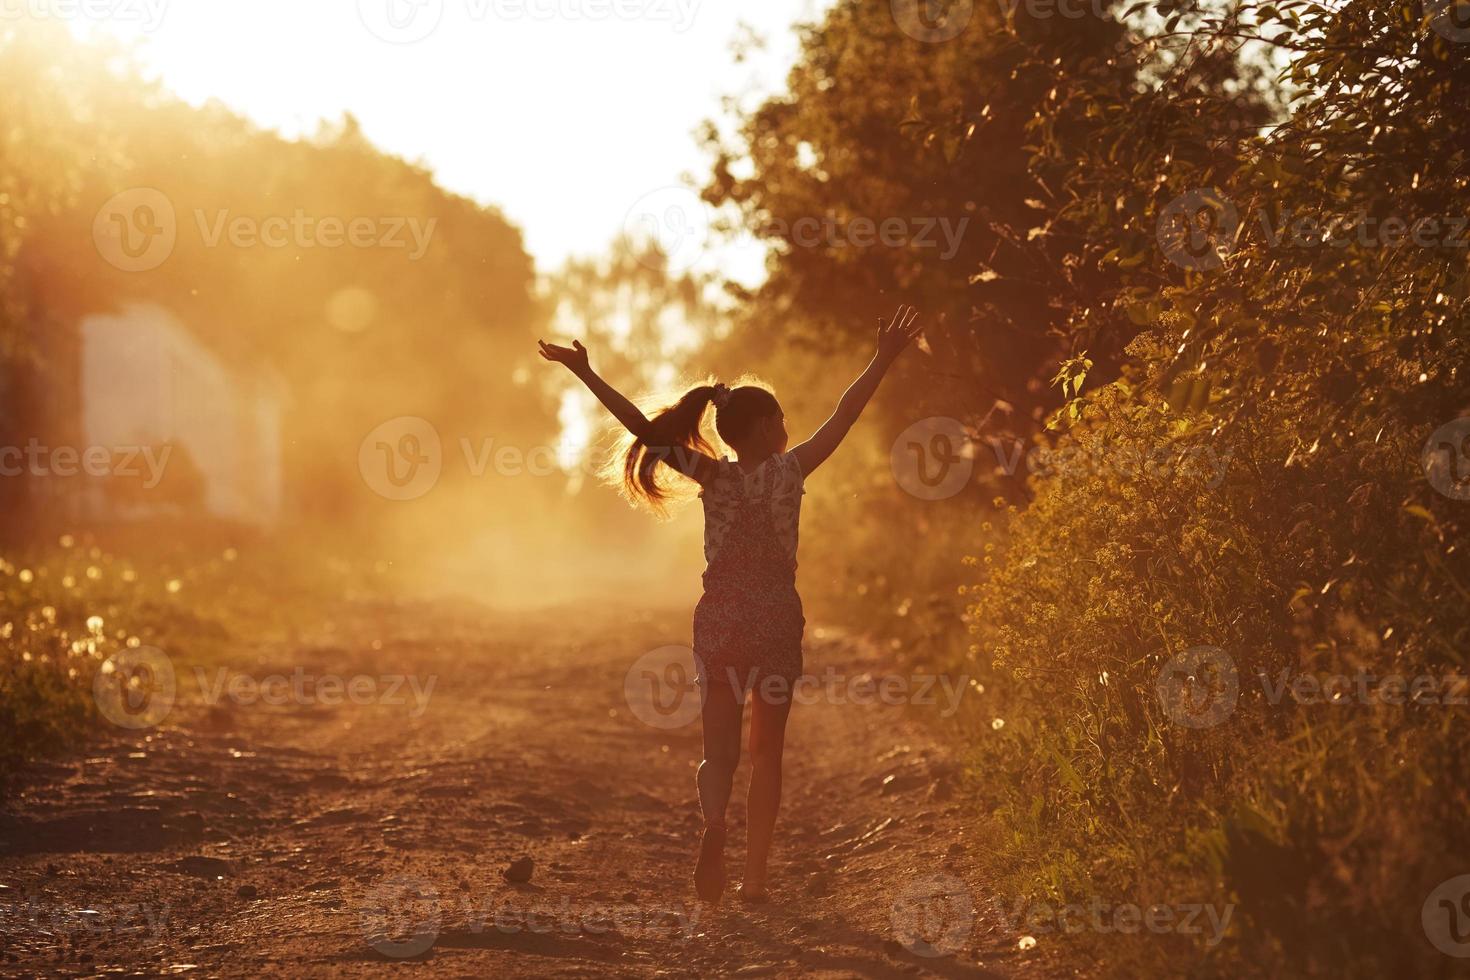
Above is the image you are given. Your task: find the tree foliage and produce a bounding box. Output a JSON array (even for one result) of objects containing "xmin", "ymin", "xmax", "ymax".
[{"xmin": 716, "ymin": 0, "xmax": 1469, "ymax": 973}]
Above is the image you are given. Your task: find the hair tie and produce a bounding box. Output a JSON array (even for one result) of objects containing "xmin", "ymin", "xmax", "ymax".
[{"xmin": 711, "ymin": 383, "xmax": 732, "ymax": 410}]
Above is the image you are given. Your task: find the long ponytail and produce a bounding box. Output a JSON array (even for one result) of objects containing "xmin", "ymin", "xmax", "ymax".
[{"xmin": 614, "ymin": 384, "xmax": 719, "ymax": 514}]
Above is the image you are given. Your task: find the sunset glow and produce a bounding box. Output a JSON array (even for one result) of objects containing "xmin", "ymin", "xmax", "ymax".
[{"xmin": 60, "ymin": 0, "xmax": 832, "ymax": 268}]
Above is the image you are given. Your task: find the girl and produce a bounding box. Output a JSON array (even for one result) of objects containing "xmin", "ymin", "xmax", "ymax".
[{"xmin": 538, "ymin": 304, "xmax": 922, "ymax": 903}]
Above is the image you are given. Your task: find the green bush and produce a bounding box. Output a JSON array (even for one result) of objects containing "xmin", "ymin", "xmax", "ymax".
[{"xmin": 962, "ymin": 330, "xmax": 1470, "ymax": 974}]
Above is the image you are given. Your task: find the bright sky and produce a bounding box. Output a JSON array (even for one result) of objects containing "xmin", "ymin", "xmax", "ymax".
[{"xmin": 66, "ymin": 0, "xmax": 833, "ymax": 271}]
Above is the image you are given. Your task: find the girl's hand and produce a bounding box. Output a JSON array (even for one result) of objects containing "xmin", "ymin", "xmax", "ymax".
[
  {"xmin": 876, "ymin": 304, "xmax": 922, "ymax": 362},
  {"xmin": 538, "ymin": 338, "xmax": 590, "ymax": 374}
]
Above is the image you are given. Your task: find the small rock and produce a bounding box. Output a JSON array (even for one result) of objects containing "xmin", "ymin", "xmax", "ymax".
[
  {"xmin": 236, "ymin": 884, "xmax": 258, "ymax": 899},
  {"xmin": 880, "ymin": 771, "xmax": 928, "ymax": 796},
  {"xmin": 622, "ymin": 891, "xmax": 637, "ymax": 902},
  {"xmin": 503, "ymin": 856, "xmax": 534, "ymax": 884},
  {"xmin": 173, "ymin": 812, "xmax": 205, "ymax": 835}
]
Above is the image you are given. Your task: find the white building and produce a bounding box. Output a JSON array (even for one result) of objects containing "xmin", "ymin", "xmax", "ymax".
[{"xmin": 71, "ymin": 302, "xmax": 283, "ymax": 526}]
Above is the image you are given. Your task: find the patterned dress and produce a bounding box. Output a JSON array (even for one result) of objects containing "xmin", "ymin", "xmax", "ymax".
[{"xmin": 693, "ymin": 451, "xmax": 806, "ymax": 689}]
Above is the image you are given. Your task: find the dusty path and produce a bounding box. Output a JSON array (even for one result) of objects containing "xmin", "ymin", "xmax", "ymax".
[{"xmin": 0, "ymin": 601, "xmax": 1059, "ymax": 978}]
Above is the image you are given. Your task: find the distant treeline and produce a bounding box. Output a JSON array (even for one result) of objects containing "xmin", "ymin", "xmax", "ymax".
[{"xmin": 1, "ymin": 24, "xmax": 550, "ymax": 537}]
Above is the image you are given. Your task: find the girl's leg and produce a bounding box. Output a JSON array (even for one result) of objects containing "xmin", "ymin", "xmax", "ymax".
[
  {"xmin": 694, "ymin": 679, "xmax": 743, "ymax": 901},
  {"xmin": 740, "ymin": 684, "xmax": 793, "ymax": 899}
]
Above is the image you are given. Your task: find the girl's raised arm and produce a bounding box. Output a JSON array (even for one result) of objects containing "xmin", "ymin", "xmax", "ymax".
[
  {"xmin": 538, "ymin": 338, "xmax": 717, "ymax": 484},
  {"xmin": 791, "ymin": 304, "xmax": 921, "ymax": 477},
  {"xmin": 538, "ymin": 339, "xmax": 651, "ymax": 438}
]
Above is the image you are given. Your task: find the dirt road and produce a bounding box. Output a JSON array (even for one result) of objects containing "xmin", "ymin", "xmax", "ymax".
[{"xmin": 0, "ymin": 601, "xmax": 1057, "ymax": 977}]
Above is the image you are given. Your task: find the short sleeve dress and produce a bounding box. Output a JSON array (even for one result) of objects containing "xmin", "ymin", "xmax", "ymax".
[{"xmin": 693, "ymin": 451, "xmax": 806, "ymax": 689}]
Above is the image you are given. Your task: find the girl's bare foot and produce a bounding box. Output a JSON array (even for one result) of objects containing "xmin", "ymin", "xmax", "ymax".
[
  {"xmin": 694, "ymin": 824, "xmax": 727, "ymax": 902},
  {"xmin": 735, "ymin": 880, "xmax": 771, "ymax": 903}
]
